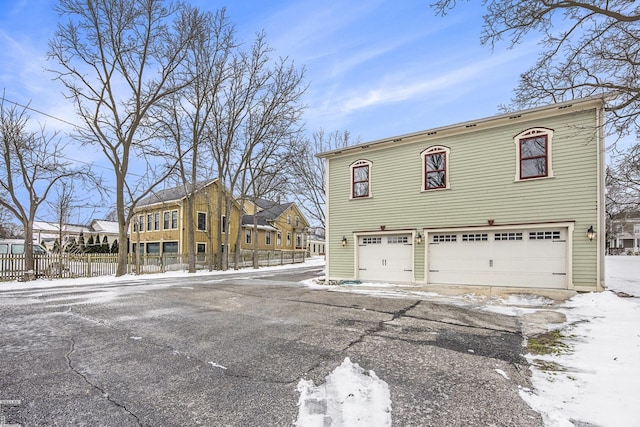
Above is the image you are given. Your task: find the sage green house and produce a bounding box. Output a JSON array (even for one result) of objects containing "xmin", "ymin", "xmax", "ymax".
[{"xmin": 318, "ymin": 97, "xmax": 606, "ymax": 292}]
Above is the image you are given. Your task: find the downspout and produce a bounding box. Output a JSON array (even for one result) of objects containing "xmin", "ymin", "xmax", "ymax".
[
  {"xmin": 596, "ymin": 104, "xmax": 606, "ymax": 292},
  {"xmin": 324, "ymin": 157, "xmax": 331, "ymax": 281}
]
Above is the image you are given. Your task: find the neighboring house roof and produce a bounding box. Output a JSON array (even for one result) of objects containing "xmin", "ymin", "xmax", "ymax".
[
  {"xmin": 33, "ymin": 221, "xmax": 89, "ymax": 234},
  {"xmin": 137, "ymin": 179, "xmax": 218, "ymax": 207},
  {"xmin": 255, "ymin": 200, "xmax": 294, "ymax": 221},
  {"xmin": 241, "ymin": 198, "xmax": 306, "ymax": 229},
  {"xmin": 89, "ymin": 220, "xmax": 119, "ymax": 234},
  {"xmin": 33, "ymin": 220, "xmax": 121, "ymax": 241}
]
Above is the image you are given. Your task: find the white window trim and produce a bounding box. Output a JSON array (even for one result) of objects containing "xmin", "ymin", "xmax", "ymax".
[
  {"xmin": 350, "ymin": 159, "xmax": 373, "ymax": 199},
  {"xmin": 514, "ymin": 127, "xmax": 554, "ymax": 182},
  {"xmin": 420, "ymin": 146, "xmax": 450, "ymax": 191},
  {"xmin": 197, "ymin": 211, "xmax": 207, "ymax": 231}
]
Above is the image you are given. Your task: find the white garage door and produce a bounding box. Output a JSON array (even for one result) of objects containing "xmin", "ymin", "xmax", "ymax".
[
  {"xmin": 358, "ymin": 234, "xmax": 413, "ymax": 283},
  {"xmin": 428, "ymin": 229, "xmax": 567, "ymax": 289}
]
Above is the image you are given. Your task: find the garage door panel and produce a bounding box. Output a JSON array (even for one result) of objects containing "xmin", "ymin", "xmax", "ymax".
[
  {"xmin": 358, "ymin": 234, "xmax": 413, "ymax": 283},
  {"xmin": 428, "ymin": 228, "xmax": 568, "ymax": 289}
]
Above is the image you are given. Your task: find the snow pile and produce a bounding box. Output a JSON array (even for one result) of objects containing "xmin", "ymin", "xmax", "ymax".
[
  {"xmin": 520, "ymin": 257, "xmax": 640, "ymax": 427},
  {"xmin": 295, "ymin": 358, "xmax": 392, "ymax": 427}
]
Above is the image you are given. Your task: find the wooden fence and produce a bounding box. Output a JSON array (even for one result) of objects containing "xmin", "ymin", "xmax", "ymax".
[{"xmin": 0, "ymin": 250, "xmax": 307, "ymax": 281}]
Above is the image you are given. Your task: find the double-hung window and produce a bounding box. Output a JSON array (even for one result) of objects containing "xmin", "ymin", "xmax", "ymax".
[
  {"xmin": 350, "ymin": 159, "xmax": 371, "ymax": 199},
  {"xmin": 197, "ymin": 212, "xmax": 207, "ymax": 231},
  {"xmin": 171, "ymin": 210, "xmax": 178, "ymax": 229},
  {"xmin": 515, "ymin": 128, "xmax": 554, "ymax": 180},
  {"xmin": 163, "ymin": 211, "xmax": 170, "ymax": 230},
  {"xmin": 421, "ymin": 146, "xmax": 450, "ymax": 191}
]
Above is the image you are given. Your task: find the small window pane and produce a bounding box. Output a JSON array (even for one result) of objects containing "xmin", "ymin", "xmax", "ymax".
[
  {"xmin": 146, "ymin": 242, "xmax": 160, "ymax": 254},
  {"xmin": 353, "ymin": 166, "xmax": 369, "ymax": 181},
  {"xmin": 426, "ymin": 171, "xmax": 446, "ymax": 189},
  {"xmin": 426, "ymin": 153, "xmax": 445, "ymax": 172},
  {"xmin": 521, "ymin": 137, "xmax": 546, "ymax": 157},
  {"xmin": 353, "ymin": 182, "xmax": 369, "ymax": 198},
  {"xmin": 163, "ymin": 241, "xmax": 178, "ymax": 253},
  {"xmin": 521, "ymin": 158, "xmax": 546, "ymax": 178}
]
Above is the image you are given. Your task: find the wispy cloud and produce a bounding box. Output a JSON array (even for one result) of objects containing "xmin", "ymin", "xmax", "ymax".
[{"xmin": 336, "ymin": 41, "xmax": 538, "ymax": 114}]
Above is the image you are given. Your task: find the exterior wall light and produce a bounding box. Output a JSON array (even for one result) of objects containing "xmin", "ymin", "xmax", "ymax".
[
  {"xmin": 416, "ymin": 232, "xmax": 423, "ymax": 244},
  {"xmin": 587, "ymin": 225, "xmax": 595, "ymax": 241},
  {"xmin": 341, "ymin": 236, "xmax": 348, "ymax": 247}
]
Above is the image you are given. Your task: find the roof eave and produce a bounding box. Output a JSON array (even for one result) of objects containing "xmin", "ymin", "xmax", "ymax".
[{"xmin": 316, "ymin": 95, "xmax": 610, "ymax": 159}]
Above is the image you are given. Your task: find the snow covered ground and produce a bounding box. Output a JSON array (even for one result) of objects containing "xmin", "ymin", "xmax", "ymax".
[
  {"xmin": 2, "ymin": 256, "xmax": 639, "ymax": 426},
  {"xmin": 517, "ymin": 257, "xmax": 640, "ymax": 427}
]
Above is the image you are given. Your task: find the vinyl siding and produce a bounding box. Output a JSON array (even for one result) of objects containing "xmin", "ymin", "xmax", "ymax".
[{"xmin": 326, "ymin": 107, "xmax": 601, "ymax": 289}]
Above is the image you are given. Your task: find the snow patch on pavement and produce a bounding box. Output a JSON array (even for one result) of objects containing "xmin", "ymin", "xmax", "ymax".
[{"xmin": 295, "ymin": 358, "xmax": 392, "ymax": 427}]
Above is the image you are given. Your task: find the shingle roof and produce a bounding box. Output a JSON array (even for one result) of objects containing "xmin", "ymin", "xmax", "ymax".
[
  {"xmin": 137, "ymin": 179, "xmax": 218, "ymax": 207},
  {"xmin": 253, "ymin": 199, "xmax": 293, "ymax": 221}
]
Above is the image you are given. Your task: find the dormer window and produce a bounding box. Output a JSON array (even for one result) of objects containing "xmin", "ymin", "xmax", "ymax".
[
  {"xmin": 421, "ymin": 146, "xmax": 450, "ymax": 191},
  {"xmin": 515, "ymin": 128, "xmax": 554, "ymax": 181},
  {"xmin": 350, "ymin": 159, "xmax": 372, "ymax": 199}
]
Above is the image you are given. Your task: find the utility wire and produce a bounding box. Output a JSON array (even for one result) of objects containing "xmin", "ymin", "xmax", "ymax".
[
  {"xmin": 1, "ymin": 95, "xmax": 151, "ymax": 179},
  {"xmin": 0, "ymin": 95, "xmax": 80, "ymax": 128}
]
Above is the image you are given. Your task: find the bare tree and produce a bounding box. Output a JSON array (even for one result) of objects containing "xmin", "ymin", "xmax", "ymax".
[
  {"xmin": 153, "ymin": 6, "xmax": 236, "ymax": 273},
  {"xmin": 0, "ymin": 98, "xmax": 84, "ymax": 279},
  {"xmin": 208, "ymin": 32, "xmax": 306, "ymax": 270},
  {"xmin": 608, "ymin": 145, "xmax": 640, "ymax": 214},
  {"xmin": 432, "ymin": 0, "xmax": 640, "ymax": 140},
  {"xmin": 48, "ymin": 0, "xmax": 199, "ymax": 276},
  {"xmin": 289, "ymin": 129, "xmax": 356, "ymax": 229},
  {"xmin": 244, "ymin": 137, "xmax": 297, "ymax": 269}
]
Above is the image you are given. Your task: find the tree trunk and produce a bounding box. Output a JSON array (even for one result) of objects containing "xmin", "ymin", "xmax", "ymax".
[
  {"xmin": 252, "ymin": 213, "xmax": 259, "ymax": 269},
  {"xmin": 186, "ymin": 193, "xmax": 196, "ymax": 273},
  {"xmin": 116, "ymin": 174, "xmax": 128, "ymax": 277},
  {"xmin": 22, "ymin": 220, "xmax": 35, "ymax": 281}
]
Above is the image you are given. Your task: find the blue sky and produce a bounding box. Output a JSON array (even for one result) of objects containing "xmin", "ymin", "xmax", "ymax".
[
  {"xmin": 0, "ymin": 0, "xmax": 543, "ymax": 221},
  {"xmin": 0, "ymin": 0, "xmax": 541, "ymax": 142}
]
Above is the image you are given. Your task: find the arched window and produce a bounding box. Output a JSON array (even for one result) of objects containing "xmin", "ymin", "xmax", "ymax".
[
  {"xmin": 514, "ymin": 128, "xmax": 554, "ymax": 181},
  {"xmin": 421, "ymin": 146, "xmax": 450, "ymax": 191},
  {"xmin": 350, "ymin": 159, "xmax": 372, "ymax": 199}
]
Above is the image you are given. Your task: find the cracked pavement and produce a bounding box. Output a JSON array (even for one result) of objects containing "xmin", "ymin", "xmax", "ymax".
[{"xmin": 0, "ymin": 265, "xmax": 543, "ymax": 426}]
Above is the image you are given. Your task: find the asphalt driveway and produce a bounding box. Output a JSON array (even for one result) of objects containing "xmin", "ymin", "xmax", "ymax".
[{"xmin": 0, "ymin": 265, "xmax": 542, "ymax": 426}]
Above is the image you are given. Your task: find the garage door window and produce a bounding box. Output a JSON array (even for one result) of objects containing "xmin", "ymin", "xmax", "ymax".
[
  {"xmin": 388, "ymin": 236, "xmax": 409, "ymax": 244},
  {"xmin": 529, "ymin": 231, "xmax": 561, "ymax": 240},
  {"xmin": 462, "ymin": 233, "xmax": 488, "ymax": 241},
  {"xmin": 362, "ymin": 237, "xmax": 382, "ymax": 244},
  {"xmin": 495, "ymin": 232, "xmax": 523, "ymax": 241},
  {"xmin": 432, "ymin": 234, "xmax": 456, "ymax": 242}
]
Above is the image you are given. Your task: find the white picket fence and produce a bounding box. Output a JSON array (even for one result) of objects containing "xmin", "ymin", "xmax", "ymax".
[{"xmin": 0, "ymin": 250, "xmax": 307, "ymax": 281}]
